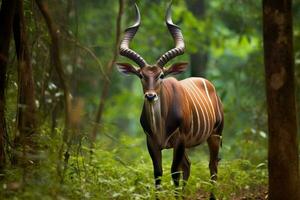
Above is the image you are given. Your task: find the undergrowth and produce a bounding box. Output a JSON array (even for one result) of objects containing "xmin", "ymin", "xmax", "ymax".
[{"xmin": 0, "ymin": 129, "xmax": 267, "ymax": 200}]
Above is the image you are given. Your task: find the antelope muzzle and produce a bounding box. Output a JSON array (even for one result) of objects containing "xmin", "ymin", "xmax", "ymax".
[{"xmin": 145, "ymin": 91, "xmax": 158, "ymax": 102}]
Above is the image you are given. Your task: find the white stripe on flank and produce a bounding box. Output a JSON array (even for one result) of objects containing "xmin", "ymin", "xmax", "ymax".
[
  {"xmin": 202, "ymin": 79, "xmax": 216, "ymax": 122},
  {"xmin": 191, "ymin": 80, "xmax": 214, "ymax": 123},
  {"xmin": 183, "ymin": 84, "xmax": 200, "ymax": 136},
  {"xmin": 188, "ymin": 80, "xmax": 211, "ymax": 141},
  {"xmin": 186, "ymin": 83, "xmax": 203, "ymax": 136},
  {"xmin": 200, "ymin": 80, "xmax": 217, "ymax": 139},
  {"xmin": 185, "ymin": 81, "xmax": 207, "ymax": 138}
]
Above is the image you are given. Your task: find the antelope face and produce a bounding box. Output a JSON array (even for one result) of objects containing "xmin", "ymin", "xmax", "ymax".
[
  {"xmin": 116, "ymin": 63, "xmax": 188, "ymax": 102},
  {"xmin": 140, "ymin": 66, "xmax": 163, "ymax": 102},
  {"xmin": 116, "ymin": 63, "xmax": 162, "ymax": 102}
]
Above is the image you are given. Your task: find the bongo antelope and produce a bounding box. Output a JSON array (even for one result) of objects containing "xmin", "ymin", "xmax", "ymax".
[{"xmin": 116, "ymin": 3, "xmax": 223, "ymax": 197}]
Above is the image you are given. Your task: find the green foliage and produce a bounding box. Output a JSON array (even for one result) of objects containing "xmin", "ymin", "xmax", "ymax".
[
  {"xmin": 1, "ymin": 0, "xmax": 300, "ymax": 199},
  {"xmin": 0, "ymin": 131, "xmax": 267, "ymax": 199}
]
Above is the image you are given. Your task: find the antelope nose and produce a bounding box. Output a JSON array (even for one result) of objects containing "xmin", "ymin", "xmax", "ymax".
[{"xmin": 145, "ymin": 92, "xmax": 157, "ymax": 101}]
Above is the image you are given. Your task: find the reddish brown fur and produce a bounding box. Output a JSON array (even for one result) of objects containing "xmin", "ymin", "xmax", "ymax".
[{"xmin": 117, "ymin": 4, "xmax": 223, "ymax": 198}]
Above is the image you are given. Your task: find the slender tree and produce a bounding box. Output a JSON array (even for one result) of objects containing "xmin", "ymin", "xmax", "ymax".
[
  {"xmin": 262, "ymin": 0, "xmax": 300, "ymax": 199},
  {"xmin": 35, "ymin": 0, "xmax": 72, "ymax": 137},
  {"xmin": 0, "ymin": 0, "xmax": 17, "ymax": 170},
  {"xmin": 13, "ymin": 0, "xmax": 37, "ymax": 146},
  {"xmin": 185, "ymin": 0, "xmax": 208, "ymax": 77}
]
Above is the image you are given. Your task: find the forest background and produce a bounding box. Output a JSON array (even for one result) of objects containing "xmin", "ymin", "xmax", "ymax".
[{"xmin": 0, "ymin": 0, "xmax": 299, "ymax": 199}]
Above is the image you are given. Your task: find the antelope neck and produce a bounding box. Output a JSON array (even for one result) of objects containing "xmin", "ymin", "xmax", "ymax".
[
  {"xmin": 144, "ymin": 80, "xmax": 170, "ymax": 144},
  {"xmin": 144, "ymin": 96, "xmax": 162, "ymax": 142}
]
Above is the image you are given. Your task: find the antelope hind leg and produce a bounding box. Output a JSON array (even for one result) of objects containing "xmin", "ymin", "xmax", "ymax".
[
  {"xmin": 207, "ymin": 133, "xmax": 222, "ymax": 200},
  {"xmin": 181, "ymin": 151, "xmax": 191, "ymax": 187}
]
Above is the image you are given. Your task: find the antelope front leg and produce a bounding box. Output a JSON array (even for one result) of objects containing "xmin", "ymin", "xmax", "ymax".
[
  {"xmin": 147, "ymin": 137, "xmax": 163, "ymax": 189},
  {"xmin": 171, "ymin": 141, "xmax": 185, "ymax": 188}
]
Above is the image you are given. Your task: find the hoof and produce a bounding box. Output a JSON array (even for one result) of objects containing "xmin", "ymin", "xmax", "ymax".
[{"xmin": 209, "ymin": 193, "xmax": 216, "ymax": 200}]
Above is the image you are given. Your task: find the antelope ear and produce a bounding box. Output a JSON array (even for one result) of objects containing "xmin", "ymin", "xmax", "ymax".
[
  {"xmin": 164, "ymin": 62, "xmax": 188, "ymax": 76},
  {"xmin": 116, "ymin": 63, "xmax": 141, "ymax": 77}
]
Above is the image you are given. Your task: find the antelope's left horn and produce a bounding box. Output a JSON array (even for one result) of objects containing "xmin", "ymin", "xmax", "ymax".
[{"xmin": 156, "ymin": 2, "xmax": 185, "ymax": 68}]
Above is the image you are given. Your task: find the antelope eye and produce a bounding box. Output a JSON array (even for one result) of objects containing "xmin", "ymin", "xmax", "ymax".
[{"xmin": 159, "ymin": 73, "xmax": 165, "ymax": 79}]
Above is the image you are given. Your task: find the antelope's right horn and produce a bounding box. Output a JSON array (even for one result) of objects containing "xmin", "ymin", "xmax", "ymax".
[
  {"xmin": 156, "ymin": 2, "xmax": 185, "ymax": 68},
  {"xmin": 119, "ymin": 4, "xmax": 147, "ymax": 68}
]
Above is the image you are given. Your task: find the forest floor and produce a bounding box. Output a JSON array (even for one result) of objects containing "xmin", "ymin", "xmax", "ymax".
[
  {"xmin": 0, "ymin": 135, "xmax": 268, "ymax": 199},
  {"xmin": 231, "ymin": 187, "xmax": 268, "ymax": 200},
  {"xmin": 190, "ymin": 186, "xmax": 268, "ymax": 200}
]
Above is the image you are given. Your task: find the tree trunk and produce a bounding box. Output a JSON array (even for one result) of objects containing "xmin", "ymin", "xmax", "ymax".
[
  {"xmin": 262, "ymin": 0, "xmax": 300, "ymax": 199},
  {"xmin": 0, "ymin": 0, "xmax": 17, "ymax": 170},
  {"xmin": 13, "ymin": 0, "xmax": 37, "ymax": 146},
  {"xmin": 185, "ymin": 0, "xmax": 208, "ymax": 77}
]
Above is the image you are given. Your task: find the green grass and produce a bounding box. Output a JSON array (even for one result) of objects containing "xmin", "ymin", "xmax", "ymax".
[{"xmin": 0, "ymin": 134, "xmax": 267, "ymax": 200}]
